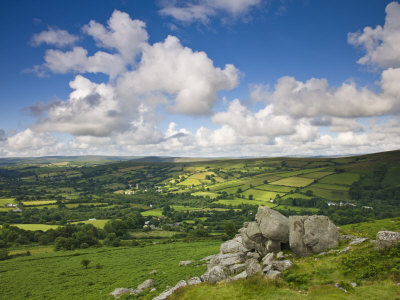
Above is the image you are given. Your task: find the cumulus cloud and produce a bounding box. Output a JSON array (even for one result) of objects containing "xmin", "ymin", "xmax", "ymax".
[
  {"xmin": 31, "ymin": 27, "xmax": 78, "ymax": 47},
  {"xmin": 0, "ymin": 129, "xmax": 7, "ymax": 142},
  {"xmin": 33, "ymin": 75, "xmax": 126, "ymax": 136},
  {"xmin": 348, "ymin": 1, "xmax": 400, "ymax": 69},
  {"xmin": 118, "ymin": 35, "xmax": 239, "ymax": 115},
  {"xmin": 159, "ymin": 0, "xmax": 261, "ymax": 24},
  {"xmin": 83, "ymin": 10, "xmax": 148, "ymax": 63},
  {"xmin": 6, "ymin": 129, "xmax": 56, "ymax": 152}
]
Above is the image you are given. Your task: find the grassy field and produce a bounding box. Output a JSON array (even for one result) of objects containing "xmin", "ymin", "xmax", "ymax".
[
  {"xmin": 270, "ymin": 177, "xmax": 315, "ymax": 187},
  {"xmin": 241, "ymin": 189, "xmax": 282, "ymax": 201},
  {"xmin": 130, "ymin": 230, "xmax": 176, "ymax": 238},
  {"xmin": 214, "ymin": 198, "xmax": 275, "ymax": 207},
  {"xmin": 311, "ymin": 183, "xmax": 350, "ymax": 191},
  {"xmin": 0, "ymin": 197, "xmax": 15, "ymax": 206},
  {"xmin": 281, "ymin": 193, "xmax": 312, "ymax": 200},
  {"xmin": 0, "ymin": 240, "xmax": 221, "ymax": 300},
  {"xmin": 319, "ymin": 173, "xmax": 360, "ymax": 185},
  {"xmin": 191, "ymin": 191, "xmax": 219, "ymax": 199},
  {"xmin": 304, "ymin": 187, "xmax": 350, "ymax": 201},
  {"xmin": 21, "ymin": 200, "xmax": 57, "ymax": 206},
  {"xmin": 275, "ymin": 168, "xmax": 327, "ymax": 178},
  {"xmin": 11, "ymin": 224, "xmax": 60, "ymax": 231},
  {"xmin": 255, "ymin": 184, "xmax": 293, "ymax": 193},
  {"xmin": 71, "ymin": 219, "xmax": 110, "ymax": 229},
  {"xmin": 300, "ymin": 171, "xmax": 333, "ymax": 179}
]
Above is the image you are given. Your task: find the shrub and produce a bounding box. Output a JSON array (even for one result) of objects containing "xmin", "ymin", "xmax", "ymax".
[{"xmin": 80, "ymin": 259, "xmax": 91, "ymax": 269}]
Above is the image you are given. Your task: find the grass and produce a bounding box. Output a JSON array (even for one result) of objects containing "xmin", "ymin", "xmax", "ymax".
[
  {"xmin": 21, "ymin": 200, "xmax": 57, "ymax": 206},
  {"xmin": 0, "ymin": 197, "xmax": 15, "ymax": 206},
  {"xmin": 303, "ymin": 187, "xmax": 350, "ymax": 201},
  {"xmin": 177, "ymin": 178, "xmax": 202, "ymax": 186},
  {"xmin": 130, "ymin": 230, "xmax": 176, "ymax": 238},
  {"xmin": 281, "ymin": 193, "xmax": 312, "ymax": 200},
  {"xmin": 311, "ymin": 183, "xmax": 350, "ymax": 191},
  {"xmin": 275, "ymin": 168, "xmax": 327, "ymax": 178},
  {"xmin": 300, "ymin": 171, "xmax": 334, "ymax": 179},
  {"xmin": 191, "ymin": 191, "xmax": 219, "ymax": 199},
  {"xmin": 0, "ymin": 240, "xmax": 221, "ymax": 300},
  {"xmin": 255, "ymin": 184, "xmax": 293, "ymax": 193},
  {"xmin": 340, "ymin": 217, "xmax": 400, "ymax": 238},
  {"xmin": 214, "ymin": 198, "xmax": 275, "ymax": 207},
  {"xmin": 270, "ymin": 177, "xmax": 315, "ymax": 187},
  {"xmin": 10, "ymin": 224, "xmax": 61, "ymax": 231},
  {"xmin": 319, "ymin": 173, "xmax": 360, "ymax": 186},
  {"xmin": 71, "ymin": 219, "xmax": 110, "ymax": 229},
  {"xmin": 241, "ymin": 189, "xmax": 283, "ymax": 201}
]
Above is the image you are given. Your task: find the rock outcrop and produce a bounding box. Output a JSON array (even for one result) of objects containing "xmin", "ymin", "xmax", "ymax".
[
  {"xmin": 376, "ymin": 231, "xmax": 400, "ymax": 249},
  {"xmin": 151, "ymin": 207, "xmax": 340, "ymax": 300},
  {"xmin": 289, "ymin": 215, "xmax": 339, "ymax": 256}
]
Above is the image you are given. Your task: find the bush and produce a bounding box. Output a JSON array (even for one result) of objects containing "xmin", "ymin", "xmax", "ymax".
[{"xmin": 80, "ymin": 259, "xmax": 91, "ymax": 269}]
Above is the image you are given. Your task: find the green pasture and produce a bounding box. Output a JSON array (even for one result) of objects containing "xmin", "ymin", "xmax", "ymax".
[
  {"xmin": 191, "ymin": 191, "xmax": 219, "ymax": 199},
  {"xmin": 130, "ymin": 230, "xmax": 176, "ymax": 238},
  {"xmin": 319, "ymin": 173, "xmax": 360, "ymax": 185},
  {"xmin": 71, "ymin": 219, "xmax": 110, "ymax": 229},
  {"xmin": 216, "ymin": 184, "xmax": 248, "ymax": 194},
  {"xmin": 341, "ymin": 217, "xmax": 400, "ymax": 238},
  {"xmin": 303, "ymin": 187, "xmax": 350, "ymax": 201},
  {"xmin": 312, "ymin": 183, "xmax": 350, "ymax": 191},
  {"xmin": 275, "ymin": 167, "xmax": 327, "ymax": 178},
  {"xmin": 241, "ymin": 189, "xmax": 282, "ymax": 201},
  {"xmin": 21, "ymin": 200, "xmax": 57, "ymax": 206},
  {"xmin": 255, "ymin": 184, "xmax": 293, "ymax": 193},
  {"xmin": 270, "ymin": 177, "xmax": 314, "ymax": 187},
  {"xmin": 300, "ymin": 171, "xmax": 333, "ymax": 179},
  {"xmin": 382, "ymin": 166, "xmax": 400, "ymax": 186},
  {"xmin": 177, "ymin": 178, "xmax": 202, "ymax": 186},
  {"xmin": 214, "ymin": 198, "xmax": 275, "ymax": 207},
  {"xmin": 0, "ymin": 240, "xmax": 221, "ymax": 300},
  {"xmin": 10, "ymin": 224, "xmax": 60, "ymax": 231},
  {"xmin": 0, "ymin": 198, "xmax": 15, "ymax": 206},
  {"xmin": 281, "ymin": 193, "xmax": 312, "ymax": 200}
]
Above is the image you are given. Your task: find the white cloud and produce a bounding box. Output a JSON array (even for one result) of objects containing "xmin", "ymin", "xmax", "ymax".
[
  {"xmin": 348, "ymin": 1, "xmax": 400, "ymax": 69},
  {"xmin": 159, "ymin": 0, "xmax": 261, "ymax": 24},
  {"xmin": 6, "ymin": 129, "xmax": 56, "ymax": 152},
  {"xmin": 117, "ymin": 35, "xmax": 239, "ymax": 115},
  {"xmin": 33, "ymin": 75, "xmax": 126, "ymax": 137},
  {"xmin": 83, "ymin": 10, "xmax": 148, "ymax": 63},
  {"xmin": 42, "ymin": 47, "xmax": 126, "ymax": 78},
  {"xmin": 31, "ymin": 27, "xmax": 78, "ymax": 47}
]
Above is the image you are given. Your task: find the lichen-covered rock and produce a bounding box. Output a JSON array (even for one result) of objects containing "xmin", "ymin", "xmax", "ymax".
[
  {"xmin": 376, "ymin": 231, "xmax": 400, "ymax": 249},
  {"xmin": 137, "ymin": 279, "xmax": 155, "ymax": 290},
  {"xmin": 264, "ymin": 270, "xmax": 281, "ymax": 279},
  {"xmin": 231, "ymin": 271, "xmax": 248, "ymax": 280},
  {"xmin": 220, "ymin": 236, "xmax": 248, "ymax": 254},
  {"xmin": 109, "ymin": 288, "xmax": 134, "ymax": 298},
  {"xmin": 239, "ymin": 228, "xmax": 267, "ymax": 255},
  {"xmin": 245, "ymin": 258, "xmax": 262, "ymax": 276},
  {"xmin": 246, "ymin": 252, "xmax": 260, "ymax": 260},
  {"xmin": 256, "ymin": 206, "xmax": 289, "ymax": 242},
  {"xmin": 262, "ymin": 252, "xmax": 274, "ymax": 266},
  {"xmin": 209, "ymin": 252, "xmax": 246, "ymax": 269},
  {"xmin": 228, "ymin": 263, "xmax": 246, "ymax": 275},
  {"xmin": 289, "ymin": 215, "xmax": 339, "ymax": 256},
  {"xmin": 153, "ymin": 280, "xmax": 187, "ymax": 300},
  {"xmin": 179, "ymin": 260, "xmax": 192, "ymax": 266},
  {"xmin": 265, "ymin": 239, "xmax": 281, "ymax": 252},
  {"xmin": 187, "ymin": 277, "xmax": 202, "ymax": 285},
  {"xmin": 272, "ymin": 260, "xmax": 293, "ymax": 272},
  {"xmin": 246, "ymin": 222, "xmax": 264, "ymax": 243},
  {"xmin": 201, "ymin": 266, "xmax": 228, "ymax": 284}
]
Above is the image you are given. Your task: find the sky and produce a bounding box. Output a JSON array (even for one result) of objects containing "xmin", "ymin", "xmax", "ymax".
[{"xmin": 0, "ymin": 0, "xmax": 399, "ymax": 158}]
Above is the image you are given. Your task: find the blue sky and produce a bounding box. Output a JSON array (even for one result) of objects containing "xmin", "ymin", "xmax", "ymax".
[{"xmin": 0, "ymin": 0, "xmax": 399, "ymax": 157}]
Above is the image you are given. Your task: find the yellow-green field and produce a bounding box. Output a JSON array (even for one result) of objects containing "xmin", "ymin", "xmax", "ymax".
[
  {"xmin": 11, "ymin": 224, "xmax": 61, "ymax": 231},
  {"xmin": 319, "ymin": 173, "xmax": 360, "ymax": 185},
  {"xmin": 191, "ymin": 191, "xmax": 219, "ymax": 199},
  {"xmin": 21, "ymin": 200, "xmax": 57, "ymax": 206},
  {"xmin": 71, "ymin": 219, "xmax": 110, "ymax": 228},
  {"xmin": 0, "ymin": 197, "xmax": 15, "ymax": 205},
  {"xmin": 241, "ymin": 189, "xmax": 283, "ymax": 201},
  {"xmin": 270, "ymin": 177, "xmax": 315, "ymax": 187}
]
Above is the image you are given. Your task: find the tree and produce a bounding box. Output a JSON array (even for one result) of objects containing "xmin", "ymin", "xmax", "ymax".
[
  {"xmin": 81, "ymin": 259, "xmax": 91, "ymax": 269},
  {"xmin": 224, "ymin": 221, "xmax": 236, "ymax": 239}
]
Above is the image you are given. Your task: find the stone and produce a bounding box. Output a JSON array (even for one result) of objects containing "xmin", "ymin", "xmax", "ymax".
[
  {"xmin": 153, "ymin": 280, "xmax": 187, "ymax": 300},
  {"xmin": 246, "ymin": 251, "xmax": 260, "ymax": 259},
  {"xmin": 334, "ymin": 283, "xmax": 347, "ymax": 293},
  {"xmin": 276, "ymin": 251, "xmax": 284, "ymax": 260},
  {"xmin": 179, "ymin": 260, "xmax": 193, "ymax": 266},
  {"xmin": 289, "ymin": 215, "xmax": 339, "ymax": 256},
  {"xmin": 137, "ymin": 279, "xmax": 155, "ymax": 290},
  {"xmin": 256, "ymin": 206, "xmax": 289, "ymax": 242},
  {"xmin": 265, "ymin": 240, "xmax": 281, "ymax": 252},
  {"xmin": 209, "ymin": 252, "xmax": 246, "ymax": 269},
  {"xmin": 351, "ymin": 282, "xmax": 357, "ymax": 288},
  {"xmin": 109, "ymin": 288, "xmax": 134, "ymax": 298},
  {"xmin": 349, "ymin": 237, "xmax": 369, "ymax": 246},
  {"xmin": 245, "ymin": 258, "xmax": 262, "ymax": 276},
  {"xmin": 376, "ymin": 231, "xmax": 400, "ymax": 249},
  {"xmin": 272, "ymin": 260, "xmax": 293, "ymax": 272},
  {"xmin": 187, "ymin": 277, "xmax": 202, "ymax": 285},
  {"xmin": 201, "ymin": 266, "xmax": 228, "ymax": 284},
  {"xmin": 264, "ymin": 270, "xmax": 281, "ymax": 279},
  {"xmin": 149, "ymin": 270, "xmax": 157, "ymax": 274},
  {"xmin": 246, "ymin": 222, "xmax": 264, "ymax": 243},
  {"xmin": 239, "ymin": 228, "xmax": 267, "ymax": 255},
  {"xmin": 220, "ymin": 236, "xmax": 247, "ymax": 254},
  {"xmin": 262, "ymin": 252, "xmax": 275, "ymax": 266},
  {"xmin": 231, "ymin": 271, "xmax": 248, "ymax": 280},
  {"xmin": 262, "ymin": 264, "xmax": 272, "ymax": 274},
  {"xmin": 200, "ymin": 254, "xmax": 216, "ymax": 262},
  {"xmin": 228, "ymin": 263, "xmax": 246, "ymax": 275}
]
